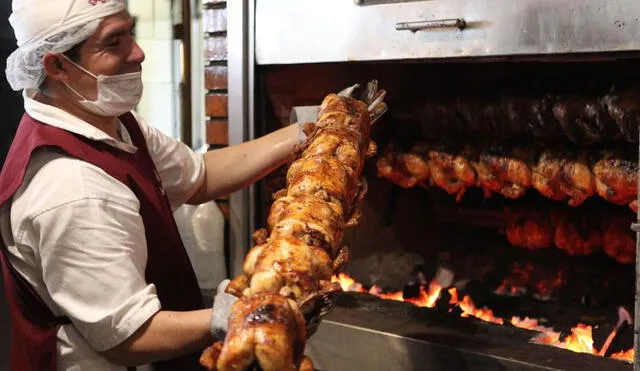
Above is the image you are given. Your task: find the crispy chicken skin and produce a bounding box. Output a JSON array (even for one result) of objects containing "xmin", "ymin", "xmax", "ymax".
[
  {"xmin": 551, "ymin": 210, "xmax": 602, "ymax": 256},
  {"xmin": 204, "ymin": 294, "xmax": 309, "ymax": 371},
  {"xmin": 505, "ymin": 207, "xmax": 554, "ymax": 250},
  {"xmin": 375, "ymin": 143, "xmax": 430, "ymax": 189},
  {"xmin": 472, "ymin": 146, "xmax": 532, "ymax": 199},
  {"xmin": 427, "ymin": 145, "xmax": 476, "ymax": 202},
  {"xmin": 601, "ymin": 215, "xmax": 636, "ymax": 264},
  {"xmin": 592, "ymin": 149, "xmax": 638, "ymax": 212},
  {"xmin": 532, "ymin": 147, "xmax": 596, "ymax": 207},
  {"xmin": 532, "ymin": 148, "xmax": 568, "ymax": 202}
]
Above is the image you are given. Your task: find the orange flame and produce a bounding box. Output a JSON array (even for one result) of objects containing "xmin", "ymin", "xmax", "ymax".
[
  {"xmin": 448, "ymin": 287, "xmax": 459, "ymax": 305},
  {"xmin": 331, "ymin": 272, "xmax": 634, "ymax": 362},
  {"xmin": 331, "ymin": 272, "xmax": 366, "ymax": 293},
  {"xmin": 510, "ymin": 316, "xmax": 553, "ymax": 332},
  {"xmin": 456, "ymin": 293, "xmax": 504, "ymax": 325},
  {"xmin": 533, "ymin": 324, "xmax": 595, "ymax": 354},
  {"xmin": 334, "ymin": 276, "xmax": 444, "ymax": 308},
  {"xmin": 369, "ymin": 286, "xmax": 404, "ymax": 301},
  {"xmin": 611, "ymin": 349, "xmax": 634, "ymax": 362}
]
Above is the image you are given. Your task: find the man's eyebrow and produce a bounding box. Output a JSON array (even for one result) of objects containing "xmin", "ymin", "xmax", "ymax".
[{"xmin": 100, "ymin": 19, "xmax": 135, "ymax": 40}]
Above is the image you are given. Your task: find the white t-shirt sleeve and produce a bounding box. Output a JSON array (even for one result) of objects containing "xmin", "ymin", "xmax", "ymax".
[
  {"xmin": 28, "ymin": 196, "xmax": 162, "ymax": 352},
  {"xmin": 13, "ymin": 152, "xmax": 164, "ymax": 352},
  {"xmin": 132, "ymin": 112, "xmax": 206, "ymax": 210}
]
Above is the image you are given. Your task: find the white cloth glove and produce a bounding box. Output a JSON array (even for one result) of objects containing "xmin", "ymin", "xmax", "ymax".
[
  {"xmin": 290, "ymin": 106, "xmax": 321, "ymax": 144},
  {"xmin": 210, "ymin": 279, "xmax": 238, "ymax": 340}
]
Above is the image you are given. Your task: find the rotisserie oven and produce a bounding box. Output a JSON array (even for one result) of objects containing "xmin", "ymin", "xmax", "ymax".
[{"xmin": 221, "ymin": 1, "xmax": 640, "ymax": 370}]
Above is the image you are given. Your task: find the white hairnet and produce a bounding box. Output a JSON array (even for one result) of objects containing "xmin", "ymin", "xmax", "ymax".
[{"xmin": 5, "ymin": 0, "xmax": 126, "ymax": 91}]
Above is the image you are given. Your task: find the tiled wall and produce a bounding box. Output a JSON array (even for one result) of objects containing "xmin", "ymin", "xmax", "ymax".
[
  {"xmin": 203, "ymin": 0, "xmax": 230, "ymax": 217},
  {"xmin": 129, "ymin": 0, "xmax": 179, "ymax": 138}
]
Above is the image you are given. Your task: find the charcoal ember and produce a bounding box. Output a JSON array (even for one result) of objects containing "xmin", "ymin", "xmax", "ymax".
[
  {"xmin": 348, "ymin": 250, "xmax": 425, "ymax": 291},
  {"xmin": 402, "ymin": 282, "xmax": 421, "ymax": 300},
  {"xmin": 602, "ymin": 85, "xmax": 640, "ymax": 143},
  {"xmin": 462, "ymin": 280, "xmax": 493, "ymax": 304},
  {"xmin": 435, "ymin": 289, "xmax": 454, "ymax": 313}
]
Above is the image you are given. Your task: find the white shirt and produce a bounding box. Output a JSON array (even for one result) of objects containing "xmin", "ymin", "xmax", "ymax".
[{"xmin": 0, "ymin": 89, "xmax": 206, "ymax": 370}]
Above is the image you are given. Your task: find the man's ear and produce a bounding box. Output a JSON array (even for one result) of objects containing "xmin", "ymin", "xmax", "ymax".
[{"xmin": 42, "ymin": 53, "xmax": 69, "ymax": 82}]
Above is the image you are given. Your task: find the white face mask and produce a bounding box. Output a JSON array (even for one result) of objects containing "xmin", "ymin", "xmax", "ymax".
[{"xmin": 61, "ymin": 55, "xmax": 143, "ymax": 117}]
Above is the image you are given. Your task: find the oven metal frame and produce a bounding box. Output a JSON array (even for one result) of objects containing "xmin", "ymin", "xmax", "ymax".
[
  {"xmin": 227, "ymin": 1, "xmax": 640, "ymax": 369},
  {"xmin": 255, "ymin": 0, "xmax": 640, "ymax": 65},
  {"xmin": 227, "ymin": 0, "xmax": 256, "ymax": 278}
]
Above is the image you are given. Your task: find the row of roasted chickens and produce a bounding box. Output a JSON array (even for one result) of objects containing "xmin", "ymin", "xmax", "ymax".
[
  {"xmin": 415, "ymin": 85, "xmax": 640, "ymax": 144},
  {"xmin": 376, "ymin": 141, "xmax": 638, "ymax": 212},
  {"xmin": 504, "ymin": 205, "xmax": 634, "ymax": 265}
]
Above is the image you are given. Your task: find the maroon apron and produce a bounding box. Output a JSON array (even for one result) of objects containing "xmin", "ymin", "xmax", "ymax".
[{"xmin": 0, "ymin": 113, "xmax": 205, "ymax": 370}]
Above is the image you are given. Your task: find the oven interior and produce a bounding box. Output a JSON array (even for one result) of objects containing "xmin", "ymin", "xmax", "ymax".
[{"xmin": 253, "ymin": 56, "xmax": 639, "ymax": 370}]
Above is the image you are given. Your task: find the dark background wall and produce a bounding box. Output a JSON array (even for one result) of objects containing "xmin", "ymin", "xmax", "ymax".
[
  {"xmin": 0, "ymin": 1, "xmax": 22, "ymax": 164},
  {"xmin": 0, "ymin": 1, "xmax": 22, "ymax": 368}
]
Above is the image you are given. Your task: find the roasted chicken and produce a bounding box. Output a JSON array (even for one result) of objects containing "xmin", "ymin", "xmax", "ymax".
[
  {"xmin": 201, "ymin": 82, "xmax": 385, "ymax": 371},
  {"xmin": 603, "ymin": 85, "xmax": 640, "ymax": 143},
  {"xmin": 551, "ymin": 210, "xmax": 602, "ymax": 256},
  {"xmin": 427, "ymin": 145, "xmax": 477, "ymax": 201},
  {"xmin": 504, "ymin": 204, "xmax": 636, "ymax": 263},
  {"xmin": 557, "ymin": 150, "xmax": 596, "ymax": 207},
  {"xmin": 502, "ymin": 93, "xmax": 561, "ymax": 141},
  {"xmin": 551, "ymin": 92, "xmax": 619, "ymax": 144},
  {"xmin": 505, "ymin": 206, "xmax": 554, "ymax": 250},
  {"xmin": 601, "ymin": 215, "xmax": 636, "ymax": 264},
  {"xmin": 592, "ymin": 149, "xmax": 638, "ymax": 212},
  {"xmin": 532, "ymin": 147, "xmax": 596, "ymax": 207},
  {"xmin": 377, "ymin": 142, "xmax": 631, "ymax": 208},
  {"xmin": 200, "ymin": 294, "xmax": 311, "ymax": 371},
  {"xmin": 531, "ymin": 148, "xmax": 568, "ymax": 202},
  {"xmin": 472, "ymin": 145, "xmax": 532, "ymax": 199},
  {"xmin": 415, "ymin": 85, "xmax": 640, "ymax": 144},
  {"xmin": 375, "ymin": 142, "xmax": 429, "ymax": 188}
]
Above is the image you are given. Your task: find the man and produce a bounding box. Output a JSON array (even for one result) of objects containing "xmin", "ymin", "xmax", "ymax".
[{"xmin": 0, "ymin": 1, "xmax": 314, "ymax": 370}]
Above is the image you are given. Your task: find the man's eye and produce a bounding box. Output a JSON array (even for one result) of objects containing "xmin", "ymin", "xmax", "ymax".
[{"xmin": 105, "ymin": 39, "xmax": 121, "ymax": 47}]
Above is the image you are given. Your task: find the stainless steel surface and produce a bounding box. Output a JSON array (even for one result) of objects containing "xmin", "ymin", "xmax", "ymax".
[
  {"xmin": 355, "ymin": 0, "xmax": 426, "ymax": 5},
  {"xmin": 395, "ymin": 18, "xmax": 467, "ymax": 32},
  {"xmin": 227, "ymin": 0, "xmax": 256, "ymax": 277},
  {"xmin": 255, "ymin": 0, "xmax": 640, "ymax": 65},
  {"xmin": 306, "ymin": 295, "xmax": 634, "ymax": 371},
  {"xmin": 179, "ymin": 0, "xmax": 192, "ymax": 148}
]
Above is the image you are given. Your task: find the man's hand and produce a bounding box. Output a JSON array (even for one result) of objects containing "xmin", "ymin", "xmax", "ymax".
[{"xmin": 290, "ymin": 80, "xmax": 388, "ymax": 134}]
